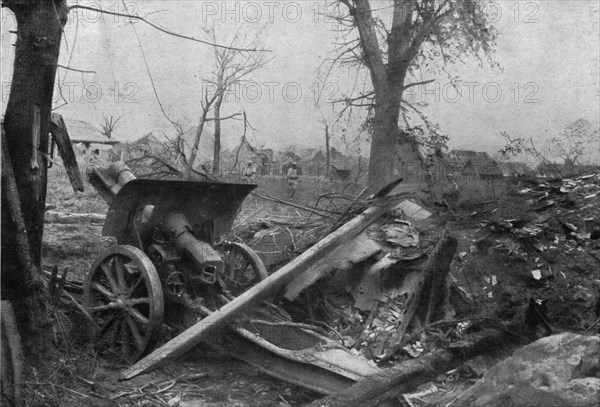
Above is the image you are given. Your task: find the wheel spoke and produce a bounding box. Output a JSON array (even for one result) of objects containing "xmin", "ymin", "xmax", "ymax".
[
  {"xmin": 127, "ymin": 274, "xmax": 145, "ymax": 296},
  {"xmin": 87, "ymin": 304, "xmax": 114, "ymax": 313},
  {"xmin": 125, "ymin": 316, "xmax": 144, "ymax": 348},
  {"xmin": 129, "ymin": 308, "xmax": 149, "ymax": 325},
  {"xmin": 91, "ymin": 282, "xmax": 114, "ymax": 299},
  {"xmin": 99, "ymin": 316, "xmax": 116, "ymax": 335},
  {"xmin": 121, "ymin": 319, "xmax": 131, "ymax": 358},
  {"xmin": 112, "ymin": 317, "xmax": 122, "ymax": 347},
  {"xmin": 113, "ymin": 256, "xmax": 126, "ymax": 290},
  {"xmin": 239, "ymin": 261, "xmax": 251, "ymax": 280},
  {"xmin": 100, "ymin": 261, "xmax": 119, "ymax": 292},
  {"xmin": 225, "ymin": 255, "xmax": 236, "ymax": 279},
  {"xmin": 129, "ymin": 297, "xmax": 150, "ymax": 306}
]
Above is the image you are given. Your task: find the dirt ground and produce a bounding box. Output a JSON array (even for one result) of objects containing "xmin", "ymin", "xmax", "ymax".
[{"xmin": 29, "ymin": 165, "xmax": 600, "ymax": 406}]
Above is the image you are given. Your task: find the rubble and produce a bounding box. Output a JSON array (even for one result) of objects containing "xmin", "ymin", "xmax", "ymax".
[{"xmin": 448, "ymin": 333, "xmax": 600, "ymax": 407}]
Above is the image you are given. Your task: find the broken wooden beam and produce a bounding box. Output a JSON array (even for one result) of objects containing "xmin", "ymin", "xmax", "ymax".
[
  {"xmin": 284, "ymin": 229, "xmax": 383, "ymax": 301},
  {"xmin": 49, "ymin": 113, "xmax": 84, "ymax": 192},
  {"xmin": 378, "ymin": 230, "xmax": 458, "ymax": 364},
  {"xmin": 303, "ymin": 349, "xmax": 453, "ymax": 407},
  {"xmin": 44, "ymin": 211, "xmax": 106, "ymax": 224},
  {"xmin": 121, "ymin": 201, "xmax": 389, "ymax": 379}
]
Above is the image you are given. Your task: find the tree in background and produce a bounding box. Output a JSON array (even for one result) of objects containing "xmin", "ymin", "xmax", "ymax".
[
  {"xmin": 500, "ymin": 120, "xmax": 600, "ymax": 166},
  {"xmin": 100, "ymin": 115, "xmax": 121, "ymax": 139},
  {"xmin": 549, "ymin": 119, "xmax": 599, "ymax": 166},
  {"xmin": 328, "ymin": 0, "xmax": 497, "ymax": 188},
  {"xmin": 184, "ymin": 25, "xmax": 270, "ymax": 178}
]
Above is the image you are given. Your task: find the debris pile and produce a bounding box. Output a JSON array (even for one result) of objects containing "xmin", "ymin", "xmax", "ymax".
[
  {"xmin": 283, "ymin": 199, "xmax": 465, "ymax": 365},
  {"xmin": 471, "ymin": 173, "xmax": 600, "ymax": 331}
]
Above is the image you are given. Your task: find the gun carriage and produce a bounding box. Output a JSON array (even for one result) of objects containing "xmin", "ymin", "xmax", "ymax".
[{"xmin": 84, "ymin": 164, "xmax": 266, "ymax": 360}]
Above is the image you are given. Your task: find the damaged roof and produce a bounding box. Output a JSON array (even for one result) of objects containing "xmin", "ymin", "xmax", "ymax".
[
  {"xmin": 64, "ymin": 118, "xmax": 120, "ymax": 145},
  {"xmin": 445, "ymin": 150, "xmax": 502, "ymax": 175}
]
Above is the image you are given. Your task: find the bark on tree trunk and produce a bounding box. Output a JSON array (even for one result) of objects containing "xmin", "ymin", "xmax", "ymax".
[
  {"xmin": 345, "ymin": 0, "xmax": 426, "ymax": 190},
  {"xmin": 368, "ymin": 80, "xmax": 422, "ymax": 189},
  {"xmin": 1, "ymin": 0, "xmax": 68, "ymax": 333},
  {"xmin": 367, "ymin": 87, "xmax": 402, "ymax": 189},
  {"xmin": 213, "ymin": 96, "xmax": 223, "ymax": 175},
  {"xmin": 325, "ymin": 124, "xmax": 330, "ymax": 178}
]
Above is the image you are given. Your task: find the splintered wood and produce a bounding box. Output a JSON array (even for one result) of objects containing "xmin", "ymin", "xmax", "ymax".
[
  {"xmin": 303, "ymin": 349, "xmax": 453, "ymax": 407},
  {"xmin": 378, "ymin": 230, "xmax": 458, "ymax": 364},
  {"xmin": 49, "ymin": 113, "xmax": 84, "ymax": 192}
]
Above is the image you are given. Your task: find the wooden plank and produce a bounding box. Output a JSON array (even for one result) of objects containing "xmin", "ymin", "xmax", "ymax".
[
  {"xmin": 303, "ymin": 350, "xmax": 453, "ymax": 407},
  {"xmin": 121, "ymin": 202, "xmax": 389, "ymax": 379},
  {"xmin": 44, "ymin": 211, "xmax": 106, "ymax": 224},
  {"xmin": 284, "ymin": 230, "xmax": 383, "ymax": 301},
  {"xmin": 49, "ymin": 113, "xmax": 84, "ymax": 192}
]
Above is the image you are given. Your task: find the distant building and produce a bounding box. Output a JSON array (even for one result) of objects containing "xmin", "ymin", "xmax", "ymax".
[
  {"xmin": 498, "ymin": 161, "xmax": 536, "ymax": 177},
  {"xmin": 300, "ymin": 148, "xmax": 355, "ymax": 178},
  {"xmin": 222, "ymin": 138, "xmax": 274, "ymax": 175},
  {"xmin": 445, "ymin": 150, "xmax": 503, "ymax": 180},
  {"xmin": 64, "ymin": 118, "xmax": 120, "ymax": 156}
]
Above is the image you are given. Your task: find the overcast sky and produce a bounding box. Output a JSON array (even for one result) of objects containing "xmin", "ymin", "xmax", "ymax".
[{"xmin": 1, "ymin": 1, "xmax": 599, "ymax": 157}]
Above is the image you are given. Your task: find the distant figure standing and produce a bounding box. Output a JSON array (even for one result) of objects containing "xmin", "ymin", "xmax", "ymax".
[
  {"xmin": 442, "ymin": 173, "xmax": 460, "ymax": 205},
  {"xmin": 286, "ymin": 162, "xmax": 299, "ymax": 200},
  {"xmin": 242, "ymin": 161, "xmax": 258, "ymax": 181}
]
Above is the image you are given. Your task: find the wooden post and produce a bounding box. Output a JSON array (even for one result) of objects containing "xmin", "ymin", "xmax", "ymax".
[
  {"xmin": 49, "ymin": 113, "xmax": 84, "ymax": 192},
  {"xmin": 121, "ymin": 201, "xmax": 389, "ymax": 379}
]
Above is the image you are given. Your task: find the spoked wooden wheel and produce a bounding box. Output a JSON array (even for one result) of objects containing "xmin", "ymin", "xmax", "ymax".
[
  {"xmin": 217, "ymin": 242, "xmax": 268, "ymax": 297},
  {"xmin": 83, "ymin": 245, "xmax": 164, "ymax": 361}
]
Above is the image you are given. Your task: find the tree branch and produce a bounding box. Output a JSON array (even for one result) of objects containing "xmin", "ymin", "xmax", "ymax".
[
  {"xmin": 402, "ymin": 79, "xmax": 434, "ymax": 91},
  {"xmin": 68, "ymin": 5, "xmax": 270, "ymax": 53},
  {"xmin": 206, "ymin": 112, "xmax": 243, "ymax": 122},
  {"xmin": 344, "ymin": 0, "xmax": 387, "ymax": 88},
  {"xmin": 57, "ymin": 64, "xmax": 96, "ymax": 74}
]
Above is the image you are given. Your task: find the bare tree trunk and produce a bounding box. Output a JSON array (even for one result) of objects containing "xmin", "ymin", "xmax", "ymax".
[
  {"xmin": 184, "ymin": 103, "xmax": 211, "ymax": 180},
  {"xmin": 368, "ymin": 87, "xmax": 402, "ymax": 188},
  {"xmin": 213, "ymin": 96, "xmax": 223, "ymax": 175},
  {"xmin": 1, "ymin": 0, "xmax": 68, "ymax": 337},
  {"xmin": 342, "ymin": 0, "xmax": 426, "ymax": 190},
  {"xmin": 325, "ymin": 125, "xmax": 331, "ymax": 178}
]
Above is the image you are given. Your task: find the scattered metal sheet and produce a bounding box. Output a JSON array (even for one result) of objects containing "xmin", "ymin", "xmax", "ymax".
[{"xmin": 393, "ymin": 200, "xmax": 432, "ymax": 220}]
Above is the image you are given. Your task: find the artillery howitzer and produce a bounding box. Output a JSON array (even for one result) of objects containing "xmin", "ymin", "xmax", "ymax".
[{"xmin": 84, "ymin": 162, "xmax": 267, "ymax": 360}]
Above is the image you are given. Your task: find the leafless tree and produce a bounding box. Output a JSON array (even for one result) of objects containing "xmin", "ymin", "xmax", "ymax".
[
  {"xmin": 548, "ymin": 119, "xmax": 599, "ymax": 166},
  {"xmin": 184, "ymin": 25, "xmax": 271, "ymax": 179},
  {"xmin": 323, "ymin": 0, "xmax": 497, "ymax": 188},
  {"xmin": 100, "ymin": 115, "xmax": 121, "ymax": 139}
]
